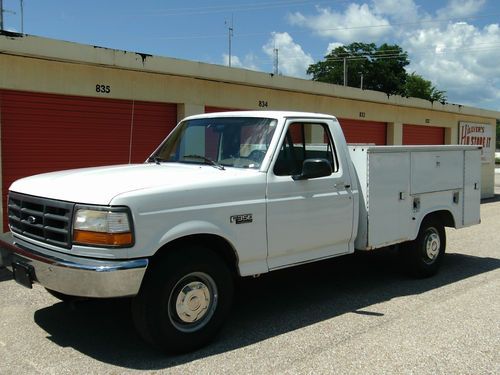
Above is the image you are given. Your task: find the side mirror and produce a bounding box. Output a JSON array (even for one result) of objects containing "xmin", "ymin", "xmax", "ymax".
[{"xmin": 292, "ymin": 158, "xmax": 332, "ymax": 180}]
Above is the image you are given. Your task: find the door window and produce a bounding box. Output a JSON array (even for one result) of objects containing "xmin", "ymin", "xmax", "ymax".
[{"xmin": 273, "ymin": 122, "xmax": 338, "ymax": 176}]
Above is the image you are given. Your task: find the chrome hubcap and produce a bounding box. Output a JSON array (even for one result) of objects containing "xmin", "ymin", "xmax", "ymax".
[
  {"xmin": 169, "ymin": 272, "xmax": 218, "ymax": 332},
  {"xmin": 175, "ymin": 281, "xmax": 211, "ymax": 323},
  {"xmin": 425, "ymin": 230, "xmax": 441, "ymax": 261}
]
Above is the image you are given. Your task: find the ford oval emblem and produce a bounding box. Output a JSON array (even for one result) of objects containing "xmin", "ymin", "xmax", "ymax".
[{"xmin": 27, "ymin": 216, "xmax": 37, "ymax": 224}]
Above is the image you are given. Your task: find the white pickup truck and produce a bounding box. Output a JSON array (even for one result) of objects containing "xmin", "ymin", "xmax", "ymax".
[{"xmin": 0, "ymin": 111, "xmax": 481, "ymax": 353}]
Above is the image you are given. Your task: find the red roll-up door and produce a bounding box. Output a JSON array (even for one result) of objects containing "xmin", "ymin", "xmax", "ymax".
[
  {"xmin": 337, "ymin": 118, "xmax": 387, "ymax": 145},
  {"xmin": 1, "ymin": 89, "xmax": 177, "ymax": 230},
  {"xmin": 403, "ymin": 124, "xmax": 445, "ymax": 145}
]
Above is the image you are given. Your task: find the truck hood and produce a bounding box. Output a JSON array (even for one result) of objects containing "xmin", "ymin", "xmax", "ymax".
[{"xmin": 9, "ymin": 163, "xmax": 256, "ymax": 205}]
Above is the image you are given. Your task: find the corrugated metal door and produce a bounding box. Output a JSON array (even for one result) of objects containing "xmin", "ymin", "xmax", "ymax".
[
  {"xmin": 1, "ymin": 89, "xmax": 177, "ymax": 230},
  {"xmin": 338, "ymin": 118, "xmax": 387, "ymax": 145},
  {"xmin": 403, "ymin": 124, "xmax": 445, "ymax": 145}
]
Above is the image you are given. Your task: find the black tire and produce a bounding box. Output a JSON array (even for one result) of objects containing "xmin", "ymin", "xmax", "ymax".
[
  {"xmin": 132, "ymin": 246, "xmax": 234, "ymax": 354},
  {"xmin": 45, "ymin": 288, "xmax": 78, "ymax": 302},
  {"xmin": 402, "ymin": 218, "xmax": 446, "ymax": 278}
]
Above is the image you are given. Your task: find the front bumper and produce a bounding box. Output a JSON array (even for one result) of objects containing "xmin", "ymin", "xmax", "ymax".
[{"xmin": 0, "ymin": 233, "xmax": 148, "ymax": 298}]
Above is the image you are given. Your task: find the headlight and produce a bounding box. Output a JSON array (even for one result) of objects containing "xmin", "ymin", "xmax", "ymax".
[{"xmin": 73, "ymin": 207, "xmax": 133, "ymax": 247}]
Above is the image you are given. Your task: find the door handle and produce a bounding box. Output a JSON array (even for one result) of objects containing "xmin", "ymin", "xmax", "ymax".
[{"xmin": 334, "ymin": 181, "xmax": 350, "ymax": 189}]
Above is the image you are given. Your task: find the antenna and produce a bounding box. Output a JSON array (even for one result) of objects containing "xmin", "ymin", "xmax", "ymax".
[
  {"xmin": 0, "ymin": 0, "xmax": 4, "ymax": 31},
  {"xmin": 0, "ymin": 0, "xmax": 17, "ymax": 31},
  {"xmin": 226, "ymin": 14, "xmax": 234, "ymax": 67},
  {"xmin": 273, "ymin": 47, "xmax": 279, "ymax": 75},
  {"xmin": 272, "ymin": 36, "xmax": 279, "ymax": 75},
  {"xmin": 20, "ymin": 0, "xmax": 23, "ymax": 33}
]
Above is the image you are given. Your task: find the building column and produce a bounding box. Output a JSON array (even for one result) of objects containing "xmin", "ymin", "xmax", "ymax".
[
  {"xmin": 445, "ymin": 126, "xmax": 455, "ymax": 144},
  {"xmin": 386, "ymin": 122, "xmax": 403, "ymax": 145},
  {"xmin": 177, "ymin": 103, "xmax": 204, "ymax": 122}
]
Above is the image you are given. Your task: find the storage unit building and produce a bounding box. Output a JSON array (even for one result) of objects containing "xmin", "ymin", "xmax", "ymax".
[{"xmin": 0, "ymin": 33, "xmax": 498, "ymax": 231}]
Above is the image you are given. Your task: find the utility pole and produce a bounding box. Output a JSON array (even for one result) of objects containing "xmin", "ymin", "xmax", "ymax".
[{"xmin": 359, "ymin": 72, "xmax": 364, "ymax": 89}]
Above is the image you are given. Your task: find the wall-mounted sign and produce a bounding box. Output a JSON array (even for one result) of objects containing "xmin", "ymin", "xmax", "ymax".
[{"xmin": 459, "ymin": 122, "xmax": 493, "ymax": 163}]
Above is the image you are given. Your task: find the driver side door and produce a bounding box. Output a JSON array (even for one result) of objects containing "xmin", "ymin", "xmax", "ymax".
[{"xmin": 266, "ymin": 120, "xmax": 355, "ymax": 270}]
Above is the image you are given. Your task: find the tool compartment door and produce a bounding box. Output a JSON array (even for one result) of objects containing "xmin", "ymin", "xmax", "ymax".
[
  {"xmin": 463, "ymin": 149, "xmax": 481, "ymax": 226},
  {"xmin": 367, "ymin": 151, "xmax": 411, "ymax": 247},
  {"xmin": 410, "ymin": 151, "xmax": 462, "ymax": 194}
]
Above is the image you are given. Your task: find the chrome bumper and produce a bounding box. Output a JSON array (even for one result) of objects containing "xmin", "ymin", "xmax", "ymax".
[{"xmin": 0, "ymin": 233, "xmax": 148, "ymax": 298}]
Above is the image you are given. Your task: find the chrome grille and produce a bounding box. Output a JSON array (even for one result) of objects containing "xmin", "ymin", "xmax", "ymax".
[{"xmin": 8, "ymin": 192, "xmax": 74, "ymax": 248}]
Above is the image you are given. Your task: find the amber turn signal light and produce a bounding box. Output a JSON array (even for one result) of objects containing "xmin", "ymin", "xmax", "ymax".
[{"xmin": 73, "ymin": 230, "xmax": 133, "ymax": 247}]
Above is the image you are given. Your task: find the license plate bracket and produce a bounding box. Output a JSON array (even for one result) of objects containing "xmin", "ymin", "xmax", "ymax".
[{"xmin": 12, "ymin": 262, "xmax": 33, "ymax": 289}]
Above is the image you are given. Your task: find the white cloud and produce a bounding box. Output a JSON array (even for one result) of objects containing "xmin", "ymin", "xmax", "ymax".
[
  {"xmin": 372, "ymin": 0, "xmax": 422, "ymax": 23},
  {"xmin": 404, "ymin": 21, "xmax": 500, "ymax": 109},
  {"xmin": 262, "ymin": 32, "xmax": 314, "ymax": 78},
  {"xmin": 222, "ymin": 53, "xmax": 259, "ymax": 71},
  {"xmin": 436, "ymin": 0, "xmax": 486, "ymax": 19},
  {"xmin": 326, "ymin": 42, "xmax": 344, "ymax": 55},
  {"xmin": 288, "ymin": 4, "xmax": 392, "ymax": 43}
]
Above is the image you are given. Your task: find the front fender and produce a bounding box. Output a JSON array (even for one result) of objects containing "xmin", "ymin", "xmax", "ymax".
[{"xmin": 158, "ymin": 220, "xmax": 237, "ymax": 248}]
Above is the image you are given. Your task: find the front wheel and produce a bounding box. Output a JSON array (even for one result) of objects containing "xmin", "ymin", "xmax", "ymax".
[
  {"xmin": 402, "ymin": 218, "xmax": 446, "ymax": 278},
  {"xmin": 132, "ymin": 246, "xmax": 234, "ymax": 354}
]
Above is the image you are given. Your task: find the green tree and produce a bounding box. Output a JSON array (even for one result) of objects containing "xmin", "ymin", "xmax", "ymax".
[
  {"xmin": 307, "ymin": 42, "xmax": 445, "ymax": 102},
  {"xmin": 404, "ymin": 73, "xmax": 447, "ymax": 104},
  {"xmin": 366, "ymin": 43, "xmax": 409, "ymax": 95},
  {"xmin": 307, "ymin": 42, "xmax": 409, "ymax": 95},
  {"xmin": 306, "ymin": 42, "xmax": 375, "ymax": 88}
]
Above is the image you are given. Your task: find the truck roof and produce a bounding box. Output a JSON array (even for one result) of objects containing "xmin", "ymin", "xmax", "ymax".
[{"xmin": 183, "ymin": 110, "xmax": 338, "ymax": 121}]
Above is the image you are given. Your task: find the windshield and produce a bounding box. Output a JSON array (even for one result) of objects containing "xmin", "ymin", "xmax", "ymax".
[{"xmin": 150, "ymin": 117, "xmax": 278, "ymax": 169}]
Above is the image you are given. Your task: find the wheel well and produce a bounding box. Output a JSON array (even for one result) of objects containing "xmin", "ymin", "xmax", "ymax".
[
  {"xmin": 152, "ymin": 234, "xmax": 240, "ymax": 277},
  {"xmin": 423, "ymin": 210, "xmax": 455, "ymax": 228}
]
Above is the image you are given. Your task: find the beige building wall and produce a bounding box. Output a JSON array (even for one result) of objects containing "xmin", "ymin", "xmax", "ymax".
[{"xmin": 0, "ymin": 34, "xmax": 498, "ymax": 215}]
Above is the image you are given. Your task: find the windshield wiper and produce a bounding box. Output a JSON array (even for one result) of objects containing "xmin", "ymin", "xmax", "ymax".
[
  {"xmin": 147, "ymin": 156, "xmax": 168, "ymax": 165},
  {"xmin": 182, "ymin": 155, "xmax": 225, "ymax": 170}
]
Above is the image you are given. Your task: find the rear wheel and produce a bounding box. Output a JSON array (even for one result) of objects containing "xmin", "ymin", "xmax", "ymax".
[
  {"xmin": 402, "ymin": 218, "xmax": 446, "ymax": 278},
  {"xmin": 132, "ymin": 246, "xmax": 234, "ymax": 354}
]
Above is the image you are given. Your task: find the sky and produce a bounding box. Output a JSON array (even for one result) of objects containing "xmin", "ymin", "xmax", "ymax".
[{"xmin": 2, "ymin": 0, "xmax": 500, "ymax": 111}]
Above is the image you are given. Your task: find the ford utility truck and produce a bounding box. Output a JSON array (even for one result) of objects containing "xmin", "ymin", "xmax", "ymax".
[{"xmin": 0, "ymin": 111, "xmax": 481, "ymax": 353}]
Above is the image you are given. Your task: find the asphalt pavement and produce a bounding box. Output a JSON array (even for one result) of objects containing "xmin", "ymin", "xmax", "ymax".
[{"xmin": 0, "ymin": 187, "xmax": 499, "ymax": 374}]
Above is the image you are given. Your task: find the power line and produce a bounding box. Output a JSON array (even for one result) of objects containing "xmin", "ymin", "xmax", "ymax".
[
  {"xmin": 134, "ymin": 0, "xmax": 345, "ymax": 17},
  {"xmin": 146, "ymin": 11, "xmax": 500, "ymax": 41},
  {"xmin": 323, "ymin": 42, "xmax": 500, "ymax": 63},
  {"xmin": 305, "ymin": 12, "xmax": 500, "ymax": 34},
  {"xmin": 203, "ymin": 41, "xmax": 500, "ymax": 65}
]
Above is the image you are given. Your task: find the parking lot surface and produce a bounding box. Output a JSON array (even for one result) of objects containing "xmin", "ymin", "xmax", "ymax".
[{"xmin": 1, "ymin": 188, "xmax": 499, "ymax": 374}]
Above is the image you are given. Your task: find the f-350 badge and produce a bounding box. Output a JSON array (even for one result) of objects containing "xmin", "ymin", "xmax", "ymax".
[{"xmin": 230, "ymin": 214, "xmax": 253, "ymax": 224}]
